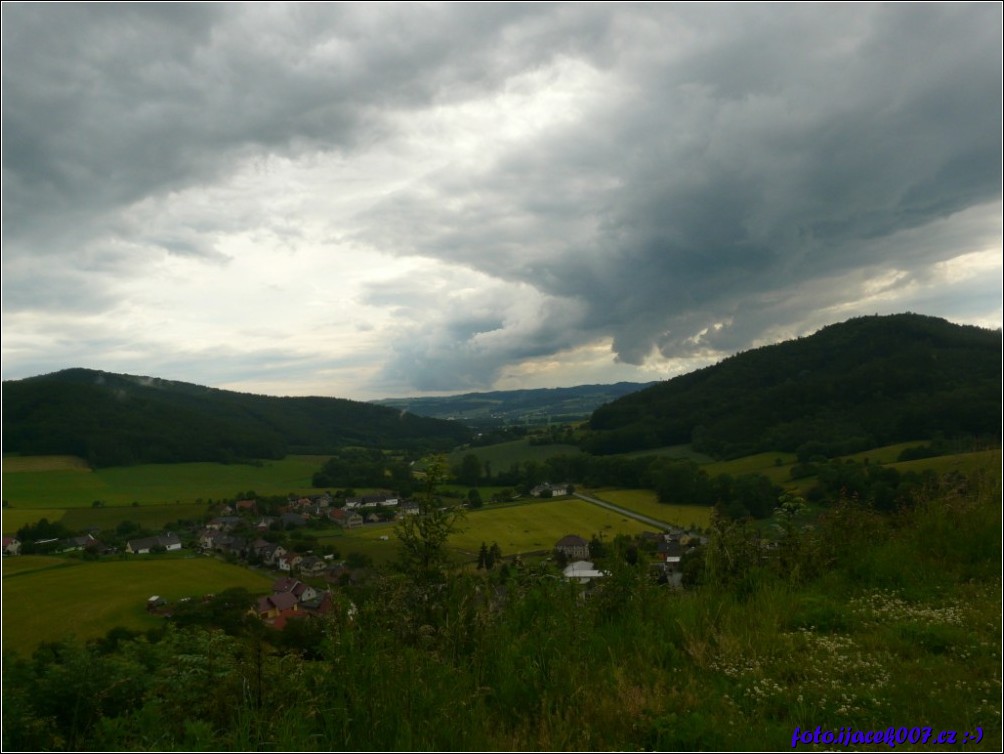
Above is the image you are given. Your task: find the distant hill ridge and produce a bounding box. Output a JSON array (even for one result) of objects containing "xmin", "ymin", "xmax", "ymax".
[
  {"xmin": 586, "ymin": 313, "xmax": 1001, "ymax": 457},
  {"xmin": 2, "ymin": 368, "xmax": 472, "ymax": 467},
  {"xmin": 372, "ymin": 382, "xmax": 656, "ymax": 424}
]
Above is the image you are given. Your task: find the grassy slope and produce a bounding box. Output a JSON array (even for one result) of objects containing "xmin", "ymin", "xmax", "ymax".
[{"xmin": 2, "ymin": 556, "xmax": 272, "ymax": 653}]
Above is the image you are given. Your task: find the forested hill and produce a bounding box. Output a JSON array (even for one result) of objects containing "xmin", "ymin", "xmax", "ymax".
[
  {"xmin": 2, "ymin": 369, "xmax": 472, "ymax": 466},
  {"xmin": 586, "ymin": 313, "xmax": 1002, "ymax": 457}
]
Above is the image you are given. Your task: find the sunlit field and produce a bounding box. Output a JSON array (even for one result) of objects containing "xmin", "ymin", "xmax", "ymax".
[
  {"xmin": 586, "ymin": 488, "xmax": 714, "ymax": 529},
  {"xmin": 2, "ymin": 555, "xmax": 272, "ymax": 653},
  {"xmin": 1, "ymin": 455, "xmax": 327, "ymax": 508}
]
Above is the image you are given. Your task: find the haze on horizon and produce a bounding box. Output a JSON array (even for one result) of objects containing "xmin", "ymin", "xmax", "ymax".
[{"xmin": 2, "ymin": 3, "xmax": 1001, "ymax": 401}]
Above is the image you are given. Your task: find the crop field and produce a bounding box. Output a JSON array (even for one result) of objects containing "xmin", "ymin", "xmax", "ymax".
[
  {"xmin": 331, "ymin": 498, "xmax": 660, "ymax": 562},
  {"xmin": 448, "ymin": 439, "xmax": 582, "ymax": 470},
  {"xmin": 312, "ymin": 525, "xmax": 400, "ymax": 567},
  {"xmin": 1, "ymin": 554, "xmax": 69, "ymax": 576},
  {"xmin": 616, "ymin": 444, "xmax": 714, "ymax": 463},
  {"xmin": 839, "ymin": 441, "xmax": 925, "ymax": 464},
  {"xmin": 1, "ymin": 455, "xmax": 327, "ymax": 508},
  {"xmin": 2, "ymin": 508, "xmax": 67, "ymax": 536},
  {"xmin": 61, "ymin": 502, "xmax": 210, "ymax": 533},
  {"xmin": 452, "ymin": 499, "xmax": 659, "ymax": 556},
  {"xmin": 703, "ymin": 452, "xmax": 798, "ymax": 483},
  {"xmin": 2, "ymin": 555, "xmax": 273, "ymax": 653},
  {"xmin": 2, "ymin": 455, "xmax": 93, "ymax": 472},
  {"xmin": 890, "ymin": 449, "xmax": 1001, "ymax": 477},
  {"xmin": 2, "ymin": 503, "xmax": 210, "ymax": 537},
  {"xmin": 585, "ymin": 488, "xmax": 714, "ymax": 529}
]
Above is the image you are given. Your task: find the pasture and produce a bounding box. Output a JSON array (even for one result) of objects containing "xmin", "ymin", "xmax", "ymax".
[
  {"xmin": 889, "ymin": 448, "xmax": 1001, "ymax": 477},
  {"xmin": 449, "ymin": 498, "xmax": 659, "ymax": 556},
  {"xmin": 1, "ymin": 455, "xmax": 328, "ymax": 509},
  {"xmin": 840, "ymin": 441, "xmax": 925, "ymax": 464},
  {"xmin": 330, "ymin": 497, "xmax": 661, "ymax": 562},
  {"xmin": 448, "ymin": 439, "xmax": 582, "ymax": 470},
  {"xmin": 703, "ymin": 452, "xmax": 798, "ymax": 484},
  {"xmin": 616, "ymin": 444, "xmax": 714, "ymax": 463},
  {"xmin": 1, "ymin": 555, "xmax": 273, "ymax": 653},
  {"xmin": 2, "ymin": 455, "xmax": 92, "ymax": 472},
  {"xmin": 2, "ymin": 508, "xmax": 67, "ymax": 536},
  {"xmin": 1, "ymin": 503, "xmax": 217, "ymax": 537},
  {"xmin": 586, "ymin": 488, "xmax": 714, "ymax": 529}
]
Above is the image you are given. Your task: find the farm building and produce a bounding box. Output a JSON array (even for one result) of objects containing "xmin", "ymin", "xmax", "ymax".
[
  {"xmin": 563, "ymin": 560, "xmax": 608, "ymax": 583},
  {"xmin": 555, "ymin": 534, "xmax": 589, "ymax": 561},
  {"xmin": 127, "ymin": 533, "xmax": 182, "ymax": 554}
]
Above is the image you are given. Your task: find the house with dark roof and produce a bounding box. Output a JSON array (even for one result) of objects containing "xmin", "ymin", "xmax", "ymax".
[
  {"xmin": 59, "ymin": 533, "xmax": 102, "ymax": 553},
  {"xmin": 329, "ymin": 509, "xmax": 363, "ymax": 528},
  {"xmin": 254, "ymin": 591, "xmax": 299, "ymax": 620},
  {"xmin": 127, "ymin": 533, "xmax": 182, "ymax": 554},
  {"xmin": 298, "ymin": 555, "xmax": 327, "ymax": 577},
  {"xmin": 555, "ymin": 534, "xmax": 589, "ymax": 561},
  {"xmin": 272, "ymin": 577, "xmax": 318, "ymax": 603}
]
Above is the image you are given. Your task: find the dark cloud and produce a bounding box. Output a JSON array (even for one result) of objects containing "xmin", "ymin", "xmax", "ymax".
[
  {"xmin": 358, "ymin": 3, "xmax": 1001, "ymax": 382},
  {"xmin": 3, "ymin": 4, "xmax": 1000, "ymax": 394}
]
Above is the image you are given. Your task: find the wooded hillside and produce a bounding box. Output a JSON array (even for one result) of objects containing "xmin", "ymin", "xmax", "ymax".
[
  {"xmin": 587, "ymin": 314, "xmax": 1001, "ymax": 456},
  {"xmin": 3, "ymin": 369, "xmax": 471, "ymax": 466}
]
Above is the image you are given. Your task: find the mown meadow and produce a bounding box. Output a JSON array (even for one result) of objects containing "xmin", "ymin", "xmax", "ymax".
[
  {"xmin": 2, "ymin": 556, "xmax": 273, "ymax": 653},
  {"xmin": 585, "ymin": 488, "xmax": 714, "ymax": 528},
  {"xmin": 1, "ymin": 455, "xmax": 327, "ymax": 533}
]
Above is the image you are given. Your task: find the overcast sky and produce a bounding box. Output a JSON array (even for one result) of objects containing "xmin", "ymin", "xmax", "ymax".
[{"xmin": 3, "ymin": 3, "xmax": 1001, "ymax": 400}]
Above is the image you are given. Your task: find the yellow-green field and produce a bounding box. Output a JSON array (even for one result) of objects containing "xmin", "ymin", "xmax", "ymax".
[
  {"xmin": 889, "ymin": 448, "xmax": 1001, "ymax": 476},
  {"xmin": 1, "ymin": 455, "xmax": 327, "ymax": 509},
  {"xmin": 2, "ymin": 555, "xmax": 273, "ymax": 653},
  {"xmin": 339, "ymin": 498, "xmax": 661, "ymax": 559},
  {"xmin": 585, "ymin": 488, "xmax": 714, "ymax": 529},
  {"xmin": 2, "ymin": 502, "xmax": 211, "ymax": 537},
  {"xmin": 839, "ymin": 441, "xmax": 926, "ymax": 464},
  {"xmin": 2, "ymin": 455, "xmax": 93, "ymax": 472},
  {"xmin": 617, "ymin": 444, "xmax": 714, "ymax": 463},
  {"xmin": 703, "ymin": 452, "xmax": 798, "ymax": 484},
  {"xmin": 448, "ymin": 439, "xmax": 583, "ymax": 469},
  {"xmin": 2, "ymin": 508, "xmax": 65, "ymax": 535}
]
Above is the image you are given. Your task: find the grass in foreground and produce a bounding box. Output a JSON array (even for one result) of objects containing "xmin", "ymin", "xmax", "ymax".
[{"xmin": 1, "ymin": 555, "xmax": 272, "ymax": 653}]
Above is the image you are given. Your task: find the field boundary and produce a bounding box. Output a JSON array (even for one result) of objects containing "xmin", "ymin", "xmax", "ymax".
[{"xmin": 573, "ymin": 491, "xmax": 673, "ymax": 530}]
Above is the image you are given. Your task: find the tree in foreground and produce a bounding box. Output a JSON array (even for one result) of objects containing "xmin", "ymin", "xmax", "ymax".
[{"xmin": 394, "ymin": 455, "xmax": 465, "ymax": 581}]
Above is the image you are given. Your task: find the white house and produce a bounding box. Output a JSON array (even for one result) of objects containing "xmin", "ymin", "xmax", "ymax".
[{"xmin": 562, "ymin": 560, "xmax": 608, "ymax": 583}]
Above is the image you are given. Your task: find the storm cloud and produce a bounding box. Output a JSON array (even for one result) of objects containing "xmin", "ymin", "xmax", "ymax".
[{"xmin": 3, "ymin": 4, "xmax": 1000, "ymax": 397}]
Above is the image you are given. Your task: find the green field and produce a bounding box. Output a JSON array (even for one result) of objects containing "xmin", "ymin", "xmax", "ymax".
[
  {"xmin": 2, "ymin": 555, "xmax": 273, "ymax": 653},
  {"xmin": 616, "ymin": 444, "xmax": 715, "ymax": 463},
  {"xmin": 839, "ymin": 441, "xmax": 926, "ymax": 464},
  {"xmin": 703, "ymin": 451, "xmax": 798, "ymax": 484},
  {"xmin": 2, "ymin": 455, "xmax": 92, "ymax": 472},
  {"xmin": 889, "ymin": 448, "xmax": 1001, "ymax": 476},
  {"xmin": 1, "ymin": 455, "xmax": 328, "ymax": 509},
  {"xmin": 586, "ymin": 488, "xmax": 714, "ymax": 529},
  {"xmin": 449, "ymin": 439, "xmax": 582, "ymax": 470},
  {"xmin": 339, "ymin": 498, "xmax": 661, "ymax": 560},
  {"xmin": 2, "ymin": 508, "xmax": 67, "ymax": 536},
  {"xmin": 2, "ymin": 502, "xmax": 217, "ymax": 537}
]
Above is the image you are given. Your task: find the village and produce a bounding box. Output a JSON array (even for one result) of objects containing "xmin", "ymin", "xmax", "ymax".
[{"xmin": 4, "ymin": 487, "xmax": 707, "ymax": 631}]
